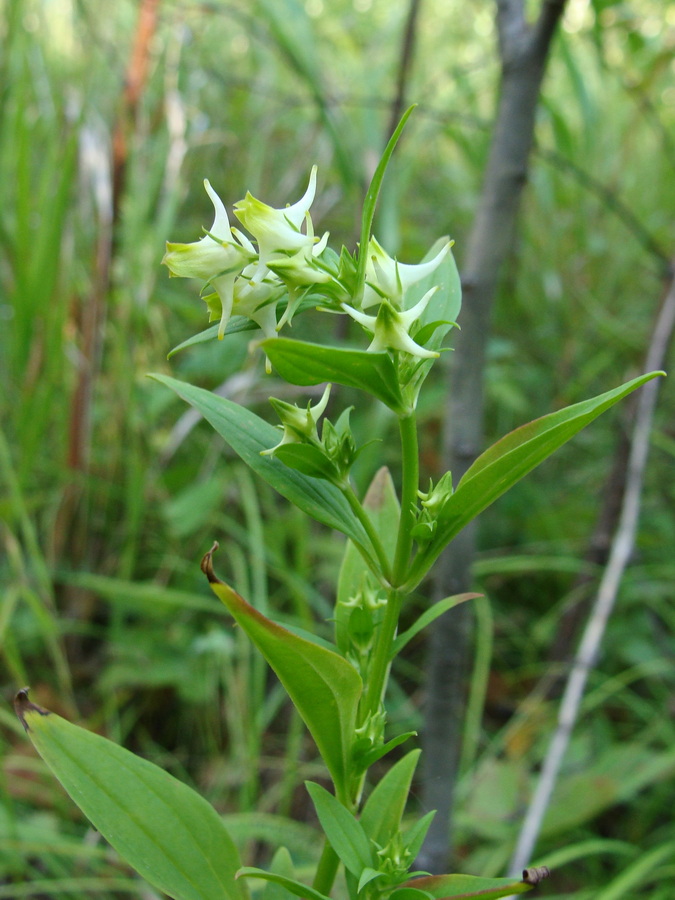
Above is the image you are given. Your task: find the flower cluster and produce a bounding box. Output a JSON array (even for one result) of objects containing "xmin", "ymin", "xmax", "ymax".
[
  {"xmin": 163, "ymin": 168, "xmax": 328, "ymax": 342},
  {"xmin": 163, "ymin": 167, "xmax": 453, "ymax": 361}
]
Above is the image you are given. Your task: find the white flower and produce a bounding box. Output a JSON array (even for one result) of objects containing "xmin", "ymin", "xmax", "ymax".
[
  {"xmin": 233, "ymin": 266, "xmax": 284, "ymax": 340},
  {"xmin": 342, "ymin": 288, "xmax": 440, "ymax": 359},
  {"xmin": 163, "ymin": 180, "xmax": 253, "ymax": 338},
  {"xmin": 362, "ymin": 237, "xmax": 451, "ymax": 309},
  {"xmin": 233, "ymin": 167, "xmax": 321, "ymax": 277}
]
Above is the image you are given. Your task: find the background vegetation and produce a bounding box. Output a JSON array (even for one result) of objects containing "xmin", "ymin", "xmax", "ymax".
[{"xmin": 1, "ymin": 0, "xmax": 673, "ymax": 897}]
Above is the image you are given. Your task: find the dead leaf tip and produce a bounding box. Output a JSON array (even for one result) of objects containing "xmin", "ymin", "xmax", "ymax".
[
  {"xmin": 201, "ymin": 541, "xmax": 221, "ymax": 583},
  {"xmin": 14, "ymin": 687, "xmax": 50, "ymax": 732},
  {"xmin": 522, "ymin": 866, "xmax": 550, "ymax": 885}
]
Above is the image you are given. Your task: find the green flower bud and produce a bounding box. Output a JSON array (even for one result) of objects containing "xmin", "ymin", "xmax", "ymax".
[
  {"xmin": 320, "ymin": 408, "xmax": 360, "ymax": 479},
  {"xmin": 354, "ymin": 708, "xmax": 386, "ymax": 746},
  {"xmin": 347, "ymin": 606, "xmax": 375, "ymax": 651},
  {"xmin": 418, "ymin": 470, "xmax": 454, "ymax": 513},
  {"xmin": 261, "ymin": 385, "xmax": 331, "ymax": 456},
  {"xmin": 411, "ymin": 471, "xmax": 454, "ymax": 542}
]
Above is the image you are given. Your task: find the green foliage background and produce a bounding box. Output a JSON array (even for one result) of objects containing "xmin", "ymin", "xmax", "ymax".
[{"xmin": 1, "ymin": 0, "xmax": 673, "ymax": 896}]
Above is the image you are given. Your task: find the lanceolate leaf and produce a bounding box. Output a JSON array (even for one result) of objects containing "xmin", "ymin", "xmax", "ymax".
[
  {"xmin": 408, "ymin": 372, "xmax": 663, "ymax": 588},
  {"xmin": 305, "ymin": 781, "xmax": 373, "ymax": 878},
  {"xmin": 14, "ymin": 690, "xmax": 247, "ymax": 900},
  {"xmin": 261, "ymin": 339, "xmax": 407, "ymax": 414},
  {"xmin": 391, "ymin": 593, "xmax": 481, "ymax": 657},
  {"xmin": 401, "ymin": 873, "xmax": 536, "ymax": 899},
  {"xmin": 355, "ymin": 731, "xmax": 417, "ymax": 771},
  {"xmin": 402, "ymin": 811, "xmax": 436, "ymax": 861},
  {"xmin": 202, "ymin": 546, "xmax": 362, "ymax": 795},
  {"xmin": 273, "ymin": 443, "xmax": 339, "ymax": 481},
  {"xmin": 360, "ymin": 750, "xmax": 421, "ymax": 847},
  {"xmin": 150, "ymin": 374, "xmax": 376, "ymax": 567}
]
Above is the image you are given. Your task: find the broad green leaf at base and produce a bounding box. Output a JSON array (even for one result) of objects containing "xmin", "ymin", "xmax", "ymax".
[{"xmin": 14, "ymin": 690, "xmax": 247, "ymax": 900}]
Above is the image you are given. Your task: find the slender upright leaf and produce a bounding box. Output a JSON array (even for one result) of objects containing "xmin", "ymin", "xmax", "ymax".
[
  {"xmin": 355, "ymin": 105, "xmax": 416, "ymax": 298},
  {"xmin": 305, "ymin": 782, "xmax": 373, "ymax": 877},
  {"xmin": 14, "ymin": 690, "xmax": 247, "ymax": 900},
  {"xmin": 401, "ymin": 811, "xmax": 436, "ymax": 861},
  {"xmin": 360, "ymin": 750, "xmax": 421, "ymax": 848}
]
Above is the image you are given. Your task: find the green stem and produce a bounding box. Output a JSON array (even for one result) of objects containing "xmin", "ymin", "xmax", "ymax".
[
  {"xmin": 343, "ymin": 484, "xmax": 393, "ymax": 583},
  {"xmin": 312, "ymin": 841, "xmax": 340, "ymax": 896},
  {"xmin": 392, "ymin": 411, "xmax": 419, "ymax": 585},
  {"xmin": 399, "ymin": 537, "xmax": 436, "ymax": 594},
  {"xmin": 313, "ymin": 411, "xmax": 420, "ymax": 895},
  {"xmin": 361, "ymin": 411, "xmax": 419, "ymax": 721},
  {"xmin": 362, "ymin": 587, "xmax": 403, "ymax": 720}
]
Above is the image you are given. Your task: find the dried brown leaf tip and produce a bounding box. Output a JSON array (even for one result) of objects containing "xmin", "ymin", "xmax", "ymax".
[
  {"xmin": 14, "ymin": 687, "xmax": 50, "ymax": 732},
  {"xmin": 522, "ymin": 866, "xmax": 550, "ymax": 885},
  {"xmin": 200, "ymin": 541, "xmax": 221, "ymax": 583}
]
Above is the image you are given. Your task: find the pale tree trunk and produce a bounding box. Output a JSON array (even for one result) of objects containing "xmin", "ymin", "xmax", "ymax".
[{"xmin": 418, "ymin": 0, "xmax": 569, "ymax": 873}]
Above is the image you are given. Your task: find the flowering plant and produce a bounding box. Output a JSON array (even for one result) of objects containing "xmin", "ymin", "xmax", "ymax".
[{"xmin": 15, "ymin": 111, "xmax": 660, "ymax": 900}]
